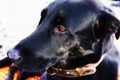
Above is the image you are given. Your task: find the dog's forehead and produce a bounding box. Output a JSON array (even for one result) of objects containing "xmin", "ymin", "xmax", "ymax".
[
  {"xmin": 42, "ymin": 0, "xmax": 105, "ymax": 34},
  {"xmin": 45, "ymin": 0, "xmax": 103, "ymax": 23},
  {"xmin": 46, "ymin": 0, "xmax": 101, "ymax": 31},
  {"xmin": 47, "ymin": 0, "xmax": 103, "ymax": 13}
]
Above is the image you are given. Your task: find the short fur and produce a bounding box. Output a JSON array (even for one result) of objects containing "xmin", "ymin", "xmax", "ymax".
[{"xmin": 1, "ymin": 0, "xmax": 120, "ymax": 80}]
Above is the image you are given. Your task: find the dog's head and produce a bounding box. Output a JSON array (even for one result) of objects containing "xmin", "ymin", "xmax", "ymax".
[{"xmin": 7, "ymin": 0, "xmax": 120, "ymax": 73}]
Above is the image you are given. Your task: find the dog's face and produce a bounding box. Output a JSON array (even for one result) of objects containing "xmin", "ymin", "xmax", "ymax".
[{"xmin": 7, "ymin": 0, "xmax": 120, "ymax": 72}]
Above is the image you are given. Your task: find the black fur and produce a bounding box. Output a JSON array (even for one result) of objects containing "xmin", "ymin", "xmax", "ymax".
[{"xmin": 0, "ymin": 0, "xmax": 120, "ymax": 80}]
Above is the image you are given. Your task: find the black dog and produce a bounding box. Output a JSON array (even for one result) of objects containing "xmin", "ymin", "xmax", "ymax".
[{"xmin": 1, "ymin": 0, "xmax": 120, "ymax": 80}]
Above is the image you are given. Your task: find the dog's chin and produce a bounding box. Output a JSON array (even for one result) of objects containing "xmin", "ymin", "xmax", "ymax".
[
  {"xmin": 14, "ymin": 58, "xmax": 56, "ymax": 73},
  {"xmin": 17, "ymin": 63, "xmax": 49, "ymax": 73},
  {"xmin": 19, "ymin": 66, "xmax": 45, "ymax": 73}
]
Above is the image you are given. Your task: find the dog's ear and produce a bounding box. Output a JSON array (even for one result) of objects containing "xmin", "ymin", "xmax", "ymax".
[{"xmin": 94, "ymin": 11, "xmax": 120, "ymax": 39}]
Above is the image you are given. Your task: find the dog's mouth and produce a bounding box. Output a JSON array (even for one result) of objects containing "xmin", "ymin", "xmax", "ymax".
[{"xmin": 15, "ymin": 57, "xmax": 59, "ymax": 73}]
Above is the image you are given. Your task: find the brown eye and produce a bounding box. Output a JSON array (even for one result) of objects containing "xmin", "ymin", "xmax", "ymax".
[
  {"xmin": 58, "ymin": 25, "xmax": 66, "ymax": 32},
  {"xmin": 54, "ymin": 25, "xmax": 67, "ymax": 34}
]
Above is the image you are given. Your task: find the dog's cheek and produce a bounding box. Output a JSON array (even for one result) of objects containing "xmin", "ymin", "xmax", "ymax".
[{"xmin": 52, "ymin": 35, "xmax": 75, "ymax": 59}]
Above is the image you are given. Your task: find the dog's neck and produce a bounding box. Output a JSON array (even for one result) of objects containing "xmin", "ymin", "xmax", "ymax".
[{"xmin": 46, "ymin": 54, "xmax": 106, "ymax": 77}]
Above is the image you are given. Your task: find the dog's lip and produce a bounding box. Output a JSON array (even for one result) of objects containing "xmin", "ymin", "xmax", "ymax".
[
  {"xmin": 13, "ymin": 58, "xmax": 22, "ymax": 64},
  {"xmin": 14, "ymin": 57, "xmax": 58, "ymax": 71}
]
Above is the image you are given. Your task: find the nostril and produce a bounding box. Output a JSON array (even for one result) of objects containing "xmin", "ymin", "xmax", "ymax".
[{"xmin": 7, "ymin": 49, "xmax": 21, "ymax": 61}]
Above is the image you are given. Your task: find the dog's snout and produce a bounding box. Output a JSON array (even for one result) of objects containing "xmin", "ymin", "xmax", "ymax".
[{"xmin": 7, "ymin": 49, "xmax": 21, "ymax": 61}]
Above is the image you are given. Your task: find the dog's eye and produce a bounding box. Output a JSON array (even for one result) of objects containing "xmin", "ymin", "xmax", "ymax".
[
  {"xmin": 54, "ymin": 25, "xmax": 67, "ymax": 34},
  {"xmin": 58, "ymin": 25, "xmax": 66, "ymax": 32}
]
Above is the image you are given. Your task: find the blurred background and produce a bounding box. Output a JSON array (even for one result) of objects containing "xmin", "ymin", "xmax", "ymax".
[{"xmin": 0, "ymin": 0, "xmax": 120, "ymax": 59}]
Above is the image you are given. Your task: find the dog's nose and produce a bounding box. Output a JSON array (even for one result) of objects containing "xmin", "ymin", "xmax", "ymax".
[{"xmin": 7, "ymin": 49, "xmax": 21, "ymax": 61}]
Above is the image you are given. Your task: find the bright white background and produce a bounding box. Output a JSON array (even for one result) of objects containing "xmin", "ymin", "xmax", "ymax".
[{"xmin": 0, "ymin": 0, "xmax": 54, "ymax": 47}]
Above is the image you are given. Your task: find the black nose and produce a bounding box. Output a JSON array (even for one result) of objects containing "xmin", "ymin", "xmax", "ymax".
[{"xmin": 7, "ymin": 49, "xmax": 21, "ymax": 61}]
